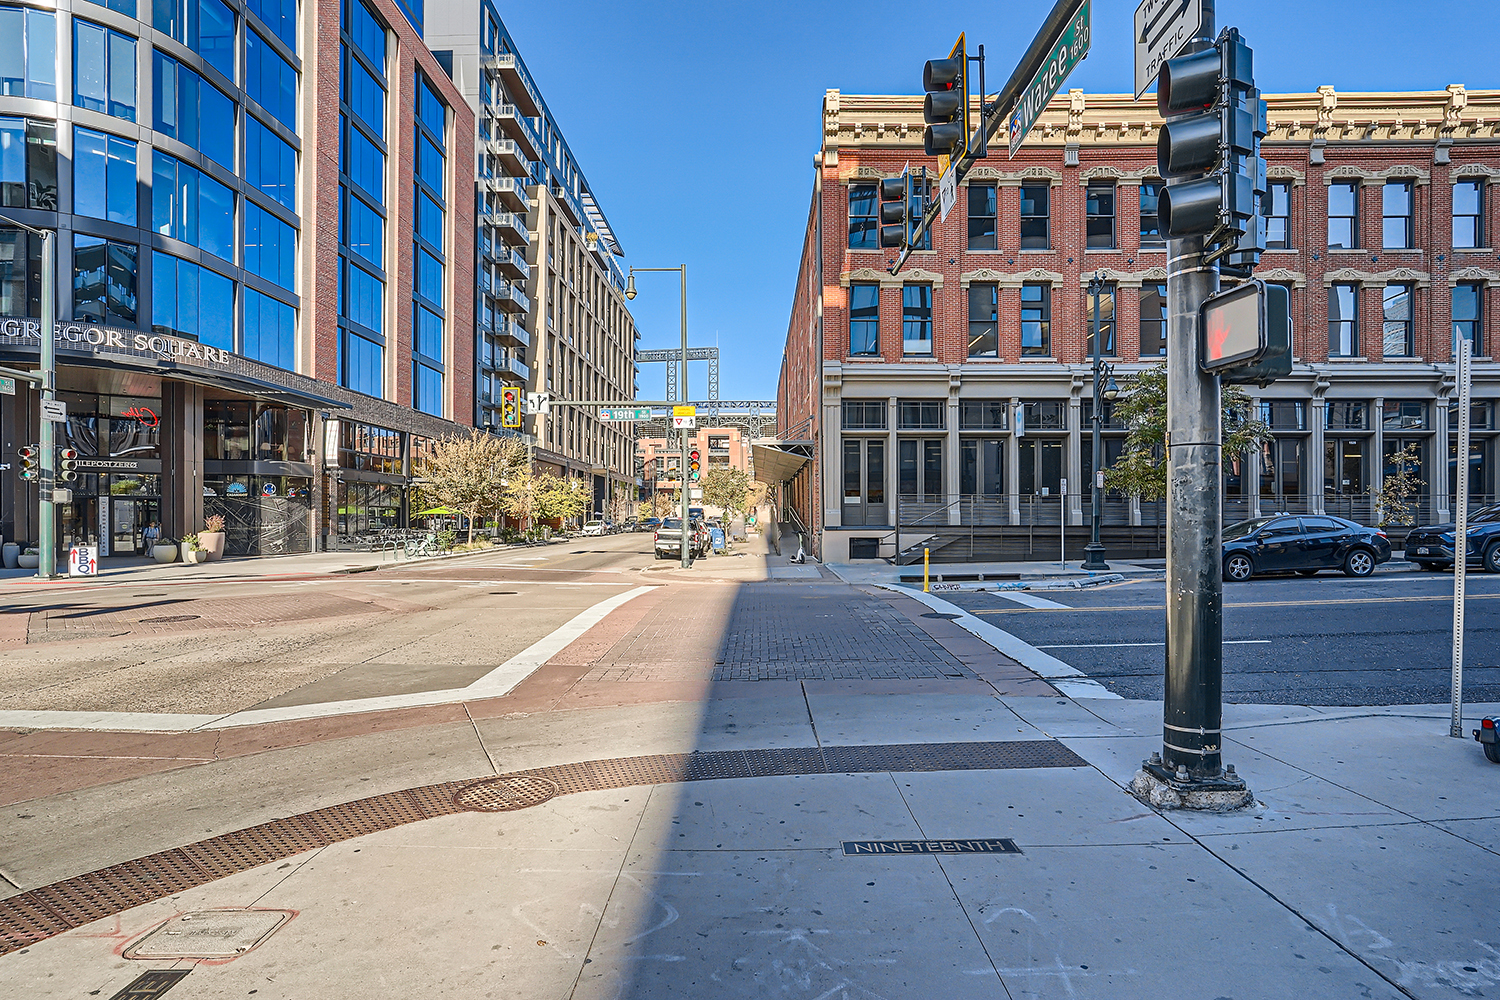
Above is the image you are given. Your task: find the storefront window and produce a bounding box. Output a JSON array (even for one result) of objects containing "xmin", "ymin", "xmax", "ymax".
[
  {"xmin": 338, "ymin": 420, "xmax": 402, "ymax": 474},
  {"xmin": 337, "ymin": 480, "xmax": 401, "ymax": 535},
  {"xmin": 205, "ymin": 400, "xmax": 253, "ymax": 460},
  {"xmin": 108, "ymin": 397, "xmax": 160, "ymax": 457}
]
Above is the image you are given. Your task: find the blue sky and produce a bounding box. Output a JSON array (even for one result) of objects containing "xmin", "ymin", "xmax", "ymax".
[{"xmin": 494, "ymin": 1, "xmax": 1499, "ymax": 404}]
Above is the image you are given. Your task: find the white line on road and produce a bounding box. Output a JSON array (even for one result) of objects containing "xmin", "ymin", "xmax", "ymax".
[
  {"xmin": 1036, "ymin": 640, "xmax": 1273, "ymax": 649},
  {"xmin": 991, "ymin": 591, "xmax": 1071, "ymax": 610}
]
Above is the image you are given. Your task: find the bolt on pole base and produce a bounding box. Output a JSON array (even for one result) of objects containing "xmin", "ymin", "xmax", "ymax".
[{"xmin": 1131, "ymin": 754, "xmax": 1254, "ymax": 812}]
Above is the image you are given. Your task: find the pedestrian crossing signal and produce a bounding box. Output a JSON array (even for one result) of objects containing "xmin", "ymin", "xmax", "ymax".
[{"xmin": 500, "ymin": 387, "xmax": 521, "ymax": 428}]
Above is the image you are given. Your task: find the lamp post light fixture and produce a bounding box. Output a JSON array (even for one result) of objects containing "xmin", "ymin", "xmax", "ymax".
[
  {"xmin": 625, "ymin": 265, "xmax": 692, "ymax": 569},
  {"xmin": 1082, "ymin": 270, "xmax": 1119, "ymax": 572}
]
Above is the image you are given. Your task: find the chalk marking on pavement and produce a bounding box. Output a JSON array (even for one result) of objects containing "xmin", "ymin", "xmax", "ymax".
[
  {"xmin": 0, "ymin": 586, "xmax": 657, "ymax": 733},
  {"xmin": 883, "ymin": 586, "xmax": 1122, "ymax": 699},
  {"xmin": 991, "ymin": 591, "xmax": 1071, "ymax": 610},
  {"xmin": 1037, "ymin": 640, "xmax": 1273, "ymax": 649}
]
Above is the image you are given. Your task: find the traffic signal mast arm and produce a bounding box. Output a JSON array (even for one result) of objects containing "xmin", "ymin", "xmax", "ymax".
[{"xmin": 890, "ymin": 0, "xmax": 1086, "ymax": 275}]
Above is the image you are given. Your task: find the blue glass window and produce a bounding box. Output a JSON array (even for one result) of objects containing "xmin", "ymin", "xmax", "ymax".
[
  {"xmin": 415, "ymin": 364, "xmax": 441, "ymax": 416},
  {"xmin": 245, "ymin": 115, "xmax": 295, "ymax": 210},
  {"xmin": 340, "ymin": 116, "xmax": 382, "ymax": 199},
  {"xmin": 246, "ymin": 0, "xmax": 296, "ymax": 51},
  {"xmin": 344, "ymin": 51, "xmax": 384, "ymax": 137},
  {"xmin": 341, "ymin": 188, "xmax": 382, "ymax": 266},
  {"xmin": 153, "ymin": 0, "xmax": 236, "ymax": 82},
  {"xmin": 414, "ymin": 303, "xmax": 441, "ymax": 360},
  {"xmin": 346, "ymin": 0, "xmax": 385, "ymax": 74},
  {"xmin": 73, "ymin": 21, "xmax": 136, "ymax": 121},
  {"xmin": 73, "ymin": 127, "xmax": 137, "ymax": 225},
  {"xmin": 415, "ymin": 134, "xmax": 443, "ymax": 194},
  {"xmin": 153, "ymin": 52, "xmax": 234, "ymax": 170},
  {"xmin": 0, "ymin": 7, "xmax": 57, "ymax": 101},
  {"xmin": 244, "ymin": 200, "xmax": 295, "ymax": 290},
  {"xmin": 417, "ymin": 76, "xmax": 444, "ymax": 138},
  {"xmin": 105, "ymin": 0, "xmax": 137, "ymax": 13},
  {"xmin": 73, "ymin": 235, "xmax": 137, "ymax": 325},
  {"xmin": 415, "ymin": 247, "xmax": 441, "ymax": 305},
  {"xmin": 244, "ymin": 287, "xmax": 295, "ymax": 369},
  {"xmin": 342, "ymin": 260, "xmax": 381, "ymax": 333},
  {"xmin": 341, "ymin": 330, "xmax": 382, "ymax": 396},
  {"xmin": 0, "ymin": 117, "xmax": 57, "ymax": 210},
  {"xmin": 151, "ymin": 150, "xmax": 234, "ymax": 263},
  {"xmin": 394, "ymin": 0, "xmax": 422, "ymax": 37},
  {"xmin": 247, "ymin": 29, "xmax": 297, "ymax": 129},
  {"xmin": 151, "ymin": 251, "xmax": 232, "ymax": 349},
  {"xmin": 415, "ymin": 191, "xmax": 442, "ymax": 247}
]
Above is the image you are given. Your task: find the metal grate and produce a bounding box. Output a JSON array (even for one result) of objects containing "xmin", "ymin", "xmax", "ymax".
[
  {"xmin": 0, "ymin": 739, "xmax": 1085, "ymax": 957},
  {"xmin": 109, "ymin": 968, "xmax": 191, "ymax": 999}
]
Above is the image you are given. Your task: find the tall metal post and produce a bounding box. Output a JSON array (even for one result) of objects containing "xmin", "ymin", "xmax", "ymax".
[
  {"xmin": 679, "ymin": 265, "xmax": 690, "ymax": 569},
  {"xmin": 1158, "ymin": 0, "xmax": 1241, "ymax": 787},
  {"xmin": 38, "ymin": 230, "xmax": 57, "ymax": 579},
  {"xmin": 1082, "ymin": 270, "xmax": 1109, "ymax": 571},
  {"xmin": 1450, "ymin": 335, "xmax": 1472, "ymax": 737}
]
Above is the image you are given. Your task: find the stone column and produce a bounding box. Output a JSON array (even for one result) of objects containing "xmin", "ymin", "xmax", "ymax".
[
  {"xmin": 1067, "ymin": 390, "xmax": 1083, "ymax": 525},
  {"xmin": 1434, "ymin": 392, "xmax": 1451, "ymax": 522},
  {"xmin": 947, "ymin": 379, "xmax": 961, "ymax": 526},
  {"xmin": 1, "ymin": 382, "xmax": 37, "ymax": 546},
  {"xmin": 1310, "ymin": 396, "xmax": 1328, "ymax": 515},
  {"xmin": 1007, "ymin": 397, "xmax": 1022, "ymax": 524},
  {"xmin": 160, "ymin": 381, "xmax": 205, "ymax": 542}
]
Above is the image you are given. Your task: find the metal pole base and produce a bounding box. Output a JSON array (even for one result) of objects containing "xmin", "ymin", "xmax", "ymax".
[
  {"xmin": 1080, "ymin": 542, "xmax": 1109, "ymax": 572},
  {"xmin": 1130, "ymin": 754, "xmax": 1255, "ymax": 812}
]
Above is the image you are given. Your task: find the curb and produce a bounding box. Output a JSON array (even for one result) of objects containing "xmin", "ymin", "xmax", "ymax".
[{"xmin": 918, "ymin": 572, "xmax": 1137, "ymax": 593}]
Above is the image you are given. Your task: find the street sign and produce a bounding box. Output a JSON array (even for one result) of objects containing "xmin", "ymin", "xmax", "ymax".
[
  {"xmin": 1134, "ymin": 0, "xmax": 1202, "ymax": 99},
  {"xmin": 68, "ymin": 544, "xmax": 97, "ymax": 577},
  {"xmin": 525, "ymin": 392, "xmax": 551, "ymax": 415},
  {"xmin": 938, "ymin": 167, "xmax": 958, "ymax": 222},
  {"xmin": 40, "ymin": 398, "xmax": 67, "ymax": 423},
  {"xmin": 600, "ymin": 407, "xmax": 652, "ymax": 422},
  {"xmin": 672, "ymin": 415, "xmax": 696, "ymax": 429},
  {"xmin": 1008, "ymin": 0, "xmax": 1091, "ymax": 158},
  {"xmin": 0, "ymin": 376, "xmax": 13, "ymax": 395},
  {"xmin": 672, "ymin": 405, "xmax": 696, "ymax": 417}
]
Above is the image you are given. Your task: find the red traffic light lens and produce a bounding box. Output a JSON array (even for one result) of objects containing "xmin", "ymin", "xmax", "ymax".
[
  {"xmin": 59, "ymin": 448, "xmax": 78, "ymax": 460},
  {"xmin": 690, "ymin": 450, "xmax": 700, "ymax": 461},
  {"xmin": 20, "ymin": 445, "xmax": 39, "ymax": 459}
]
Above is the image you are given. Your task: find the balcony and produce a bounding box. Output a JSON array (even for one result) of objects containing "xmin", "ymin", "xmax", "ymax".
[
  {"xmin": 482, "ymin": 52, "xmax": 541, "ymax": 116},
  {"xmin": 494, "ymin": 355, "xmax": 529, "ymax": 384},
  {"xmin": 550, "ymin": 183, "xmax": 582, "ymax": 226},
  {"xmin": 487, "ymin": 176, "xmax": 530, "ymax": 214},
  {"xmin": 485, "ymin": 104, "xmax": 542, "ymax": 161},
  {"xmin": 492, "ymin": 281, "xmax": 531, "ymax": 315},
  {"xmin": 488, "ymin": 138, "xmax": 531, "ymax": 177},
  {"xmin": 495, "ymin": 245, "xmax": 530, "ymax": 281},
  {"xmin": 495, "ymin": 315, "xmax": 529, "ymax": 350},
  {"xmin": 486, "ymin": 212, "xmax": 529, "ymax": 248}
]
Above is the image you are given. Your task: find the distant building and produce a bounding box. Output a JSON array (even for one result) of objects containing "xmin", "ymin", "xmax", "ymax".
[
  {"xmin": 638, "ymin": 427, "xmax": 755, "ymax": 500},
  {"xmin": 777, "ymin": 86, "xmax": 1500, "ymax": 562}
]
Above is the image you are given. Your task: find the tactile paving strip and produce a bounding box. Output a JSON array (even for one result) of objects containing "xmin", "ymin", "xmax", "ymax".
[{"xmin": 0, "ymin": 739, "xmax": 1085, "ymax": 956}]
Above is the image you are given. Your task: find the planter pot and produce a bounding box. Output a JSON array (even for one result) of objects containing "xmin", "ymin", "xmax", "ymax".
[
  {"xmin": 183, "ymin": 548, "xmax": 205, "ymax": 565},
  {"xmin": 199, "ymin": 531, "xmax": 226, "ymax": 561},
  {"xmin": 2, "ymin": 542, "xmax": 17, "ymax": 569},
  {"xmin": 18, "ymin": 553, "xmax": 39, "ymax": 569},
  {"xmin": 152, "ymin": 543, "xmax": 178, "ymax": 564}
]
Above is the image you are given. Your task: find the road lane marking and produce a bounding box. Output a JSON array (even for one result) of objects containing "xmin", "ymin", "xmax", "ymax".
[
  {"xmin": 991, "ymin": 591, "xmax": 1071, "ymax": 609},
  {"xmin": 1036, "ymin": 640, "xmax": 1273, "ymax": 648},
  {"xmin": 971, "ymin": 592, "xmax": 1500, "ymax": 614},
  {"xmin": 885, "ymin": 586, "xmax": 1122, "ymax": 699}
]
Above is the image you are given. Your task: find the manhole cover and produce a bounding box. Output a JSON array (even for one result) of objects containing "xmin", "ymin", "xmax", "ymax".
[
  {"xmin": 921, "ymin": 612, "xmax": 961, "ymax": 619},
  {"xmin": 454, "ymin": 775, "xmax": 559, "ymax": 812},
  {"xmin": 124, "ymin": 909, "xmax": 293, "ymax": 960},
  {"xmin": 139, "ymin": 614, "xmax": 201, "ymax": 623}
]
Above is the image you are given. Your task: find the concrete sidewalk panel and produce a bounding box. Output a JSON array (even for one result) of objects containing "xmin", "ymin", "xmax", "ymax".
[
  {"xmin": 469, "ymin": 703, "xmax": 711, "ymax": 773},
  {"xmin": 693, "ymin": 695, "xmax": 819, "ymax": 752},
  {"xmin": 1000, "ymin": 697, "xmax": 1139, "ymax": 738},
  {"xmin": 895, "ymin": 767, "xmax": 1186, "ymax": 847},
  {"xmin": 1433, "ymin": 817, "xmax": 1500, "ymax": 854},
  {"xmin": 633, "ymin": 773, "xmax": 923, "ymax": 852},
  {"xmin": 947, "ymin": 842, "xmax": 1408, "ymax": 999},
  {"xmin": 575, "ymin": 849, "xmax": 1006, "ymax": 1000},
  {"xmin": 804, "ymin": 691, "xmax": 1040, "ymax": 746},
  {"xmin": 1195, "ymin": 823, "xmax": 1500, "ymax": 997}
]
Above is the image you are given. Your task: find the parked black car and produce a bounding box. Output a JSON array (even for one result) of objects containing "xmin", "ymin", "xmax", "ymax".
[
  {"xmin": 1222, "ymin": 515, "xmax": 1392, "ymax": 581},
  {"xmin": 1403, "ymin": 503, "xmax": 1500, "ymax": 573}
]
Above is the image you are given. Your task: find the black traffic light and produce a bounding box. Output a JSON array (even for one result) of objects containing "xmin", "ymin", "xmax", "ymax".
[
  {"xmin": 19, "ymin": 444, "xmax": 40, "ymax": 481},
  {"xmin": 879, "ymin": 175, "xmax": 908, "ymax": 249},
  {"xmin": 56, "ymin": 447, "xmax": 79, "ymax": 483},
  {"xmin": 1199, "ymin": 279, "xmax": 1292, "ymax": 386},
  {"xmin": 922, "ymin": 36, "xmax": 968, "ymax": 159},
  {"xmin": 1156, "ymin": 27, "xmax": 1267, "ymax": 274},
  {"xmin": 689, "ymin": 449, "xmax": 701, "ymax": 481}
]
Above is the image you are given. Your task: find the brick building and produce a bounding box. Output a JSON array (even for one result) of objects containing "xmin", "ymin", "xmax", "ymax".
[
  {"xmin": 637, "ymin": 426, "xmax": 754, "ymax": 505},
  {"xmin": 0, "ymin": 0, "xmax": 476, "ymax": 558},
  {"xmin": 777, "ymin": 85, "xmax": 1500, "ymax": 562}
]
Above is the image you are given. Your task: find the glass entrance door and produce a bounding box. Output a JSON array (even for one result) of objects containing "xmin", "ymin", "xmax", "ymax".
[
  {"xmin": 841, "ymin": 438, "xmax": 887, "ymax": 526},
  {"xmin": 1019, "ymin": 439, "xmax": 1062, "ymax": 495},
  {"xmin": 110, "ymin": 498, "xmax": 160, "ymax": 557}
]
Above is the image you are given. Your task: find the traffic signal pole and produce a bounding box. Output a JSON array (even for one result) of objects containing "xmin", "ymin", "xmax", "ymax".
[{"xmin": 38, "ymin": 230, "xmax": 57, "ymax": 579}]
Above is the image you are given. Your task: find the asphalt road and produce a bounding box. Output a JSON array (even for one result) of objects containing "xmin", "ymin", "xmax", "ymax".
[{"xmin": 945, "ymin": 571, "xmax": 1500, "ymax": 705}]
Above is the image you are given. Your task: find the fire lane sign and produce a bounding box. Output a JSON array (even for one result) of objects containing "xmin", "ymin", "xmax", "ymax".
[{"xmin": 1008, "ymin": 0, "xmax": 1091, "ymax": 159}]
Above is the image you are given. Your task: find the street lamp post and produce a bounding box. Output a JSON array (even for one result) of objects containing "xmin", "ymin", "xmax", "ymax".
[
  {"xmin": 625, "ymin": 265, "xmax": 692, "ymax": 569},
  {"xmin": 1082, "ymin": 270, "xmax": 1119, "ymax": 572},
  {"xmin": 0, "ymin": 214, "xmax": 58, "ymax": 577}
]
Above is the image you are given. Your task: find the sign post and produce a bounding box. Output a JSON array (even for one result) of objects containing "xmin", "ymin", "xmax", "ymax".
[
  {"xmin": 1008, "ymin": 0, "xmax": 1091, "ymax": 158},
  {"xmin": 1451, "ymin": 335, "xmax": 1473, "ymax": 738}
]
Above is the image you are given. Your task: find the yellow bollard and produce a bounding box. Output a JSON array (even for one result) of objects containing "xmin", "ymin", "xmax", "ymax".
[{"xmin": 923, "ymin": 547, "xmax": 930, "ymax": 592}]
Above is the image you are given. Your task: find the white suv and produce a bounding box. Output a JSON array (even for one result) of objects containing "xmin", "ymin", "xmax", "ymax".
[{"xmin": 581, "ymin": 520, "xmax": 606, "ymax": 536}]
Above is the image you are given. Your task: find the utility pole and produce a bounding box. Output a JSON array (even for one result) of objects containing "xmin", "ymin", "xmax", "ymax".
[{"xmin": 38, "ymin": 228, "xmax": 56, "ymax": 579}]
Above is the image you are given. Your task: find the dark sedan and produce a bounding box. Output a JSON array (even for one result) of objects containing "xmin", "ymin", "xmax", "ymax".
[
  {"xmin": 1222, "ymin": 515, "xmax": 1392, "ymax": 581},
  {"xmin": 1403, "ymin": 503, "xmax": 1500, "ymax": 573}
]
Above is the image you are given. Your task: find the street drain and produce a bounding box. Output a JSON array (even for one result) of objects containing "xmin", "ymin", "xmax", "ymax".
[
  {"xmin": 108, "ymin": 969, "xmax": 191, "ymax": 999},
  {"xmin": 921, "ymin": 612, "xmax": 961, "ymax": 619},
  {"xmin": 454, "ymin": 775, "xmax": 559, "ymax": 811},
  {"xmin": 138, "ymin": 615, "xmax": 201, "ymax": 623}
]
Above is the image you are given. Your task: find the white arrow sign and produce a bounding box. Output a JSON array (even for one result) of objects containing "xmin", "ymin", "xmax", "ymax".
[{"xmin": 1134, "ymin": 0, "xmax": 1202, "ymax": 99}]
